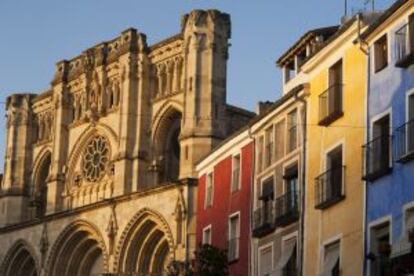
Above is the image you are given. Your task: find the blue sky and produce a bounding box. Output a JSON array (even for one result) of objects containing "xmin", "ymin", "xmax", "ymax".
[{"xmin": 0, "ymin": 0, "xmax": 393, "ymax": 172}]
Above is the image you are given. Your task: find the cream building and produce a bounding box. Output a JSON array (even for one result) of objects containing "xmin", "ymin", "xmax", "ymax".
[{"xmin": 0, "ymin": 10, "xmax": 253, "ymax": 276}]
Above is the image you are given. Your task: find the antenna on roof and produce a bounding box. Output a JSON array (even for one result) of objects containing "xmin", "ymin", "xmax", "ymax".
[
  {"xmin": 344, "ymin": 0, "xmax": 348, "ymax": 17},
  {"xmin": 364, "ymin": 0, "xmax": 375, "ymax": 11}
]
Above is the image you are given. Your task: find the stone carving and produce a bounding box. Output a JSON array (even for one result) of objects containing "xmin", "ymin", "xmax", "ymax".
[
  {"xmin": 82, "ymin": 135, "xmax": 110, "ymax": 182},
  {"xmin": 154, "ymin": 56, "xmax": 184, "ymax": 99},
  {"xmin": 36, "ymin": 111, "xmax": 54, "ymax": 143},
  {"xmin": 39, "ymin": 223, "xmax": 49, "ymax": 268},
  {"xmin": 106, "ymin": 204, "xmax": 118, "ymax": 255}
]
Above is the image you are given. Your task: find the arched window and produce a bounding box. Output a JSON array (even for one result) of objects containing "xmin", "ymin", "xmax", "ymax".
[
  {"xmin": 32, "ymin": 153, "xmax": 51, "ymax": 218},
  {"xmin": 154, "ymin": 109, "xmax": 182, "ymax": 184}
]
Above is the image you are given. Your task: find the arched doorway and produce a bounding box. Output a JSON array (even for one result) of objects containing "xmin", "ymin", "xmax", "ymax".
[
  {"xmin": 0, "ymin": 240, "xmax": 38, "ymax": 276},
  {"xmin": 31, "ymin": 152, "xmax": 51, "ymax": 218},
  {"xmin": 154, "ymin": 108, "xmax": 182, "ymax": 183},
  {"xmin": 116, "ymin": 209, "xmax": 174, "ymax": 275},
  {"xmin": 47, "ymin": 220, "xmax": 107, "ymax": 276}
]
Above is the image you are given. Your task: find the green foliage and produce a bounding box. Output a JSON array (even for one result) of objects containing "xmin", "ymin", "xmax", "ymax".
[{"xmin": 166, "ymin": 244, "xmax": 229, "ymax": 276}]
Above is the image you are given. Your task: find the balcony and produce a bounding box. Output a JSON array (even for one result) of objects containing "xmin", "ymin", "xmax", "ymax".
[
  {"xmin": 318, "ymin": 84, "xmax": 344, "ymax": 126},
  {"xmin": 227, "ymin": 237, "xmax": 239, "ymax": 262},
  {"xmin": 252, "ymin": 202, "xmax": 275, "ymax": 237},
  {"xmin": 362, "ymin": 136, "xmax": 392, "ymax": 182},
  {"xmin": 315, "ymin": 166, "xmax": 345, "ymax": 209},
  {"xmin": 394, "ymin": 120, "xmax": 414, "ymax": 163},
  {"xmin": 274, "ymin": 192, "xmax": 299, "ymax": 227},
  {"xmin": 395, "ymin": 22, "xmax": 414, "ymax": 68}
]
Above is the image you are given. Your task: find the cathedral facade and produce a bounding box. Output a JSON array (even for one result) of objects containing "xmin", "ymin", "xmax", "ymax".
[{"xmin": 0, "ymin": 10, "xmax": 253, "ymax": 276}]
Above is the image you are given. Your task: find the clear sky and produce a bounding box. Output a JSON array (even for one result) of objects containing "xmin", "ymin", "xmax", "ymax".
[{"xmin": 0, "ymin": 0, "xmax": 393, "ymax": 172}]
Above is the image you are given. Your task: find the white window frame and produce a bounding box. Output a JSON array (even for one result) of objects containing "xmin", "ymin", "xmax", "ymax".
[
  {"xmin": 231, "ymin": 153, "xmax": 242, "ymax": 193},
  {"xmin": 367, "ymin": 216, "xmax": 392, "ymax": 276},
  {"xmin": 370, "ymin": 109, "xmax": 393, "ymax": 168},
  {"xmin": 228, "ymin": 211, "xmax": 241, "ymax": 260},
  {"xmin": 403, "ymin": 201, "xmax": 414, "ymax": 235},
  {"xmin": 202, "ymin": 224, "xmax": 212, "ymax": 245},
  {"xmin": 258, "ymin": 242, "xmax": 274, "ymax": 276},
  {"xmin": 281, "ymin": 231, "xmax": 299, "ymax": 271},
  {"xmin": 320, "ymin": 236, "xmax": 342, "ymax": 276},
  {"xmin": 260, "ymin": 173, "xmax": 275, "ymax": 204},
  {"xmin": 204, "ymin": 172, "xmax": 214, "ymax": 209}
]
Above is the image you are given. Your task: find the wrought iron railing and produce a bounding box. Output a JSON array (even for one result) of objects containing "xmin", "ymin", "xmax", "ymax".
[
  {"xmin": 362, "ymin": 135, "xmax": 392, "ymax": 181},
  {"xmin": 394, "ymin": 119, "xmax": 414, "ymax": 162},
  {"xmin": 395, "ymin": 22, "xmax": 414, "ymax": 67},
  {"xmin": 315, "ymin": 166, "xmax": 345, "ymax": 209},
  {"xmin": 252, "ymin": 202, "xmax": 275, "ymax": 237},
  {"xmin": 227, "ymin": 237, "xmax": 240, "ymax": 262},
  {"xmin": 319, "ymin": 83, "xmax": 344, "ymax": 126},
  {"xmin": 274, "ymin": 192, "xmax": 299, "ymax": 226}
]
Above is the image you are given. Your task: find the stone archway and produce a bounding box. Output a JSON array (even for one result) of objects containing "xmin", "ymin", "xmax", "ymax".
[
  {"xmin": 153, "ymin": 106, "xmax": 182, "ymax": 183},
  {"xmin": 0, "ymin": 240, "xmax": 39, "ymax": 276},
  {"xmin": 31, "ymin": 150, "xmax": 51, "ymax": 218},
  {"xmin": 46, "ymin": 220, "xmax": 108, "ymax": 276},
  {"xmin": 115, "ymin": 208, "xmax": 175, "ymax": 275}
]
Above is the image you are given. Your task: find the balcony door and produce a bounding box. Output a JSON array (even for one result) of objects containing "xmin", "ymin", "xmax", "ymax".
[
  {"xmin": 373, "ymin": 115, "xmax": 390, "ymax": 171},
  {"xmin": 328, "ymin": 60, "xmax": 343, "ymax": 114},
  {"xmin": 408, "ymin": 94, "xmax": 414, "ymax": 152},
  {"xmin": 327, "ymin": 146, "xmax": 343, "ymax": 198}
]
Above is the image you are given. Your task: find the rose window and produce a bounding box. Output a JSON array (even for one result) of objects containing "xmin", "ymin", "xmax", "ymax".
[{"xmin": 82, "ymin": 135, "xmax": 110, "ymax": 182}]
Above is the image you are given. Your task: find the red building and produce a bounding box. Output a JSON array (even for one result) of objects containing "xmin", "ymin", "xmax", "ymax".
[{"xmin": 196, "ymin": 128, "xmax": 253, "ymax": 276}]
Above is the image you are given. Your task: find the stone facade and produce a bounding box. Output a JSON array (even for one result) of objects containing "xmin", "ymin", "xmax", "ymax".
[{"xmin": 0, "ymin": 9, "xmax": 253, "ymax": 276}]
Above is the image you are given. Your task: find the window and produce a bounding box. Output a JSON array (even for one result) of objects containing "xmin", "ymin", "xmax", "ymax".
[
  {"xmin": 202, "ymin": 225, "xmax": 212, "ymax": 245},
  {"xmin": 287, "ymin": 110, "xmax": 298, "ymax": 152},
  {"xmin": 395, "ymin": 14, "xmax": 414, "ymax": 68},
  {"xmin": 231, "ymin": 154, "xmax": 241, "ymax": 192},
  {"xmin": 396, "ymin": 93, "xmax": 414, "ymax": 161},
  {"xmin": 259, "ymin": 245, "xmax": 273, "ymax": 276},
  {"xmin": 284, "ymin": 60, "xmax": 296, "ymax": 83},
  {"xmin": 374, "ymin": 35, "xmax": 388, "ymax": 72},
  {"xmin": 260, "ymin": 176, "xmax": 274, "ymax": 201},
  {"xmin": 228, "ymin": 214, "xmax": 240, "ymax": 261},
  {"xmin": 265, "ymin": 126, "xmax": 274, "ymax": 167},
  {"xmin": 276, "ymin": 238, "xmax": 297, "ymax": 276},
  {"xmin": 322, "ymin": 240, "xmax": 340, "ymax": 276},
  {"xmin": 274, "ymin": 120, "xmax": 285, "ymax": 161},
  {"xmin": 363, "ymin": 114, "xmax": 391, "ymax": 181},
  {"xmin": 315, "ymin": 146, "xmax": 345, "ymax": 209},
  {"xmin": 205, "ymin": 173, "xmax": 213, "ymax": 208},
  {"xmin": 319, "ymin": 60, "xmax": 343, "ymax": 126},
  {"xmin": 369, "ymin": 222, "xmax": 391, "ymax": 276},
  {"xmin": 258, "ymin": 136, "xmax": 264, "ymax": 172}
]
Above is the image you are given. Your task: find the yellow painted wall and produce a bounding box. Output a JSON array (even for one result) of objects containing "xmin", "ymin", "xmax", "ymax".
[{"xmin": 304, "ymin": 29, "xmax": 366, "ymax": 276}]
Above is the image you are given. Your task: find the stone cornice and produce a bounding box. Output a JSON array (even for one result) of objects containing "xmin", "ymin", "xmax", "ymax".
[{"xmin": 0, "ymin": 179, "xmax": 196, "ymax": 234}]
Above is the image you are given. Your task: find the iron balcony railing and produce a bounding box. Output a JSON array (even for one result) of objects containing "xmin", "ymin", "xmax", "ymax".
[
  {"xmin": 395, "ymin": 22, "xmax": 414, "ymax": 68},
  {"xmin": 394, "ymin": 119, "xmax": 414, "ymax": 163},
  {"xmin": 319, "ymin": 83, "xmax": 344, "ymax": 126},
  {"xmin": 315, "ymin": 166, "xmax": 345, "ymax": 209},
  {"xmin": 252, "ymin": 202, "xmax": 275, "ymax": 237},
  {"xmin": 362, "ymin": 135, "xmax": 392, "ymax": 182},
  {"xmin": 274, "ymin": 192, "xmax": 299, "ymax": 227},
  {"xmin": 227, "ymin": 237, "xmax": 240, "ymax": 262}
]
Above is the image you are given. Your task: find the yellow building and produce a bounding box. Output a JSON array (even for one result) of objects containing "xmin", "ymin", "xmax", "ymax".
[{"xmin": 299, "ymin": 15, "xmax": 378, "ymax": 275}]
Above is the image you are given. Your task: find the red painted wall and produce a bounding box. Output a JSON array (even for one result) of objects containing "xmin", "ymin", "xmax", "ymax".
[{"xmin": 196, "ymin": 141, "xmax": 254, "ymax": 276}]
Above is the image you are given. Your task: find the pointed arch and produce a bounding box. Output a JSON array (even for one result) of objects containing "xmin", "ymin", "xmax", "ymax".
[
  {"xmin": 45, "ymin": 220, "xmax": 108, "ymax": 276},
  {"xmin": 152, "ymin": 102, "xmax": 183, "ymax": 182},
  {"xmin": 66, "ymin": 123, "xmax": 117, "ymax": 190},
  {"xmin": 0, "ymin": 239, "xmax": 39, "ymax": 276},
  {"xmin": 31, "ymin": 148, "xmax": 52, "ymax": 218},
  {"xmin": 114, "ymin": 208, "xmax": 175, "ymax": 275}
]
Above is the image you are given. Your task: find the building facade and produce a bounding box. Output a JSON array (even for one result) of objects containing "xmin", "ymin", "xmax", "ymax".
[
  {"xmin": 361, "ymin": 0, "xmax": 414, "ymax": 274},
  {"xmin": 300, "ymin": 15, "xmax": 375, "ymax": 276},
  {"xmin": 250, "ymin": 85, "xmax": 307, "ymax": 276},
  {"xmin": 0, "ymin": 10, "xmax": 254, "ymax": 276},
  {"xmin": 196, "ymin": 128, "xmax": 253, "ymax": 276}
]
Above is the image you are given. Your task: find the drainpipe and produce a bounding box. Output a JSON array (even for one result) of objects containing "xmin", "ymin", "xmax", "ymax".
[
  {"xmin": 357, "ymin": 13, "xmax": 369, "ymax": 56},
  {"xmin": 294, "ymin": 88, "xmax": 307, "ymax": 276},
  {"xmin": 247, "ymin": 127, "xmax": 255, "ymax": 276}
]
